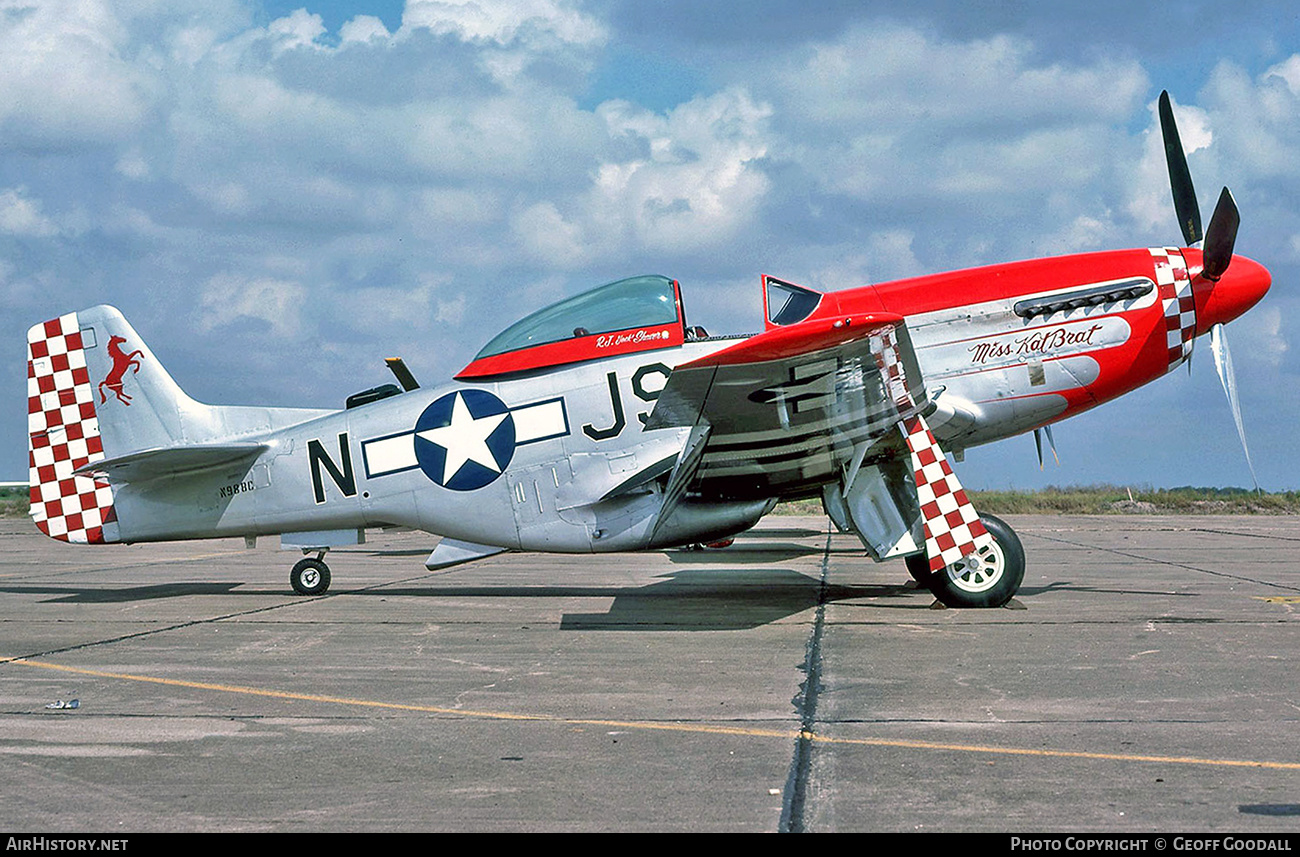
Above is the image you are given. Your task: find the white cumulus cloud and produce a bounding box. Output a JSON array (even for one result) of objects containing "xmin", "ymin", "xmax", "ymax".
[
  {"xmin": 198, "ymin": 273, "xmax": 307, "ymax": 337},
  {"xmin": 401, "ymin": 0, "xmax": 605, "ymax": 46},
  {"xmin": 0, "ymin": 188, "xmax": 58, "ymax": 237}
]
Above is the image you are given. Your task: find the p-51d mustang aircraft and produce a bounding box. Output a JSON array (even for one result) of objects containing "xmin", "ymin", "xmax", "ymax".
[{"xmin": 25, "ymin": 92, "xmax": 1270, "ymax": 607}]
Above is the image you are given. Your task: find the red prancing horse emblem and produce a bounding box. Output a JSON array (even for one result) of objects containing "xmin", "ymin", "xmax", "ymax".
[{"xmin": 99, "ymin": 335, "xmax": 144, "ymax": 405}]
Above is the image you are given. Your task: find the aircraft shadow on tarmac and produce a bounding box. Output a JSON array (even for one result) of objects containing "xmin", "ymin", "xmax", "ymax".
[
  {"xmin": 0, "ymin": 568, "xmax": 914, "ymax": 628},
  {"xmin": 1, "ymin": 576, "xmax": 1200, "ymax": 617},
  {"xmin": 663, "ymin": 543, "xmax": 827, "ymax": 565},
  {"xmin": 1016, "ymin": 581, "xmax": 1199, "ymax": 598},
  {"xmin": 558, "ymin": 567, "xmax": 903, "ymax": 630},
  {"xmin": 0, "ymin": 582, "xmax": 247, "ymax": 603},
  {"xmin": 1239, "ymin": 804, "xmax": 1300, "ymax": 817},
  {"xmin": 342, "ymin": 567, "xmax": 913, "ymax": 630}
]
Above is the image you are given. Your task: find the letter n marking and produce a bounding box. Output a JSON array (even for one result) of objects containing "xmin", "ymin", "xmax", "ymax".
[{"xmin": 309, "ymin": 433, "xmax": 356, "ymax": 504}]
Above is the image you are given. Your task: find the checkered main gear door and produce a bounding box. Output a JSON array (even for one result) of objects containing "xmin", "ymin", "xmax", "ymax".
[{"xmin": 901, "ymin": 414, "xmax": 993, "ymax": 572}]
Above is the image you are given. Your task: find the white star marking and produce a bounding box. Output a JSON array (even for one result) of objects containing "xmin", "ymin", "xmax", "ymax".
[{"xmin": 416, "ymin": 392, "xmax": 510, "ymax": 484}]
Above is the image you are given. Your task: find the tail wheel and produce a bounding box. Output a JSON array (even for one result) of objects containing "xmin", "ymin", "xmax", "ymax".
[
  {"xmin": 926, "ymin": 513, "xmax": 1024, "ymax": 608},
  {"xmin": 290, "ymin": 558, "xmax": 331, "ymax": 596}
]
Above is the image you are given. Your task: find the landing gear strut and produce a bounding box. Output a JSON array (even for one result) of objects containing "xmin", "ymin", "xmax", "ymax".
[
  {"xmin": 921, "ymin": 513, "xmax": 1024, "ymax": 608},
  {"xmin": 290, "ymin": 549, "xmax": 332, "ymax": 596}
]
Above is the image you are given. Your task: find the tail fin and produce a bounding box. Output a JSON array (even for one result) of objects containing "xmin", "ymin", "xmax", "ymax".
[
  {"xmin": 29, "ymin": 305, "xmax": 334, "ymax": 544},
  {"xmin": 27, "ymin": 305, "xmax": 203, "ymax": 543}
]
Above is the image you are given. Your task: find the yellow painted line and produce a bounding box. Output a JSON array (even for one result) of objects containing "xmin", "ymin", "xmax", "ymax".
[
  {"xmin": 1256, "ymin": 596, "xmax": 1300, "ymax": 603},
  {"xmin": 805, "ymin": 734, "xmax": 1300, "ymax": 770},
  {"xmin": 5, "ymin": 658, "xmax": 784, "ymax": 740},
  {"xmin": 8, "ymin": 657, "xmax": 1300, "ymax": 770}
]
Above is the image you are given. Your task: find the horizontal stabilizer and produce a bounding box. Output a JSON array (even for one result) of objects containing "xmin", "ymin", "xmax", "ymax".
[
  {"xmin": 73, "ymin": 442, "xmax": 267, "ymax": 482},
  {"xmin": 426, "ymin": 538, "xmax": 508, "ymax": 570}
]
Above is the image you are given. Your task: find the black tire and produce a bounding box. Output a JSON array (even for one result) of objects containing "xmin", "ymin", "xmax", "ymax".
[
  {"xmin": 904, "ymin": 552, "xmax": 932, "ymax": 584},
  {"xmin": 925, "ymin": 513, "xmax": 1025, "ymax": 608},
  {"xmin": 290, "ymin": 557, "xmax": 331, "ymax": 596}
]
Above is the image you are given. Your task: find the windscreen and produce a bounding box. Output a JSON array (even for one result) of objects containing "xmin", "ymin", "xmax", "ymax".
[{"xmin": 766, "ymin": 278, "xmax": 822, "ymax": 326}]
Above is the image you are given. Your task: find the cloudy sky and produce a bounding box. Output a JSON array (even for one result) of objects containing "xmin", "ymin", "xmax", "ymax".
[{"xmin": 6, "ymin": 0, "xmax": 1299, "ymax": 491}]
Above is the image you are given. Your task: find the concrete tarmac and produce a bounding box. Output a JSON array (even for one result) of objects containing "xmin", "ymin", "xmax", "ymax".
[{"xmin": 1, "ymin": 514, "xmax": 1299, "ymax": 832}]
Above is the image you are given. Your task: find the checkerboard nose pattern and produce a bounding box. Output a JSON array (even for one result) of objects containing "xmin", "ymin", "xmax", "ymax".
[
  {"xmin": 1150, "ymin": 246, "xmax": 1197, "ymax": 371},
  {"xmin": 27, "ymin": 312, "xmax": 118, "ymax": 544}
]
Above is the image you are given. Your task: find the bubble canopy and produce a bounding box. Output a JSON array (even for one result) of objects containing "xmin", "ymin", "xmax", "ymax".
[{"xmin": 457, "ymin": 275, "xmax": 685, "ymax": 379}]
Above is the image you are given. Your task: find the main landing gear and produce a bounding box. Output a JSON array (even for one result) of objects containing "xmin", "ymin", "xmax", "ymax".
[
  {"xmin": 908, "ymin": 513, "xmax": 1025, "ymax": 608},
  {"xmin": 290, "ymin": 549, "xmax": 332, "ymax": 596}
]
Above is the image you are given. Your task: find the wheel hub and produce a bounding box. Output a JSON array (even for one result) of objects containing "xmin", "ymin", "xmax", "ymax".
[{"xmin": 947, "ymin": 541, "xmax": 1005, "ymax": 593}]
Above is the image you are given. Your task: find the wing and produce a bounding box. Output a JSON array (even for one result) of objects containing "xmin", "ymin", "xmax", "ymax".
[
  {"xmin": 646, "ymin": 312, "xmax": 926, "ymax": 497},
  {"xmin": 647, "ymin": 308, "xmax": 993, "ymax": 572}
]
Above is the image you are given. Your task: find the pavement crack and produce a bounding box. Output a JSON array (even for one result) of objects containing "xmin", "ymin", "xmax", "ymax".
[
  {"xmin": 779, "ymin": 530, "xmax": 832, "ymax": 834},
  {"xmin": 1186, "ymin": 527, "xmax": 1300, "ymax": 543},
  {"xmin": 0, "ymin": 598, "xmax": 339, "ymax": 665},
  {"xmin": 1028, "ymin": 532, "xmax": 1300, "ymax": 593}
]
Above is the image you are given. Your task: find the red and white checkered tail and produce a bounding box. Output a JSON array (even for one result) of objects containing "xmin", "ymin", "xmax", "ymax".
[
  {"xmin": 27, "ymin": 312, "xmax": 118, "ymax": 544},
  {"xmin": 901, "ymin": 414, "xmax": 992, "ymax": 573}
]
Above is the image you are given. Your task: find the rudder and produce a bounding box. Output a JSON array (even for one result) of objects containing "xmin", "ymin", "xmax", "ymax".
[{"xmin": 27, "ymin": 311, "xmax": 117, "ymax": 543}]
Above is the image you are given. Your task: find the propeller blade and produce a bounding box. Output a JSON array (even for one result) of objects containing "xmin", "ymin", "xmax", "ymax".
[
  {"xmin": 1200, "ymin": 187, "xmax": 1240, "ymax": 281},
  {"xmin": 1033, "ymin": 426, "xmax": 1060, "ymax": 470},
  {"xmin": 1044, "ymin": 424, "xmax": 1060, "ymax": 465},
  {"xmin": 1209, "ymin": 323, "xmax": 1260, "ymax": 491},
  {"xmin": 1159, "ymin": 90, "xmax": 1203, "ymax": 246}
]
